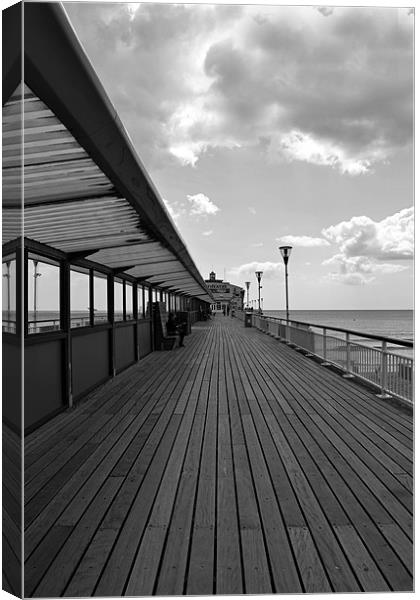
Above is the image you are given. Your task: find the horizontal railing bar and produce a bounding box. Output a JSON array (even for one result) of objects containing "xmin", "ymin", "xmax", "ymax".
[{"xmin": 257, "ymin": 314, "xmax": 413, "ymax": 348}]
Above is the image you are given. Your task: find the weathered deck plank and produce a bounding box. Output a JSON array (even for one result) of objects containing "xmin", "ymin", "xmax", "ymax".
[{"xmin": 25, "ymin": 316, "xmax": 413, "ymax": 596}]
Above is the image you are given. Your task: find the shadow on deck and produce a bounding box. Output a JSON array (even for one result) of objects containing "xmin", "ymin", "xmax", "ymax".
[{"xmin": 24, "ymin": 315, "xmax": 413, "ymax": 596}]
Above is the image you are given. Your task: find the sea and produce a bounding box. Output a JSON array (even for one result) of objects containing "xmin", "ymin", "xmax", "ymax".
[{"xmin": 263, "ymin": 309, "xmax": 414, "ymax": 356}]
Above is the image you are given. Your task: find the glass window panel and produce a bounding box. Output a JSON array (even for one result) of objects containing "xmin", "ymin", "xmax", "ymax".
[
  {"xmin": 94, "ymin": 272, "xmax": 108, "ymax": 324},
  {"xmin": 137, "ymin": 285, "xmax": 144, "ymax": 319},
  {"xmin": 70, "ymin": 267, "xmax": 90, "ymax": 328},
  {"xmin": 114, "ymin": 278, "xmax": 124, "ymax": 322},
  {"xmin": 145, "ymin": 287, "xmax": 152, "ymax": 317},
  {"xmin": 2, "ymin": 256, "xmax": 16, "ymax": 333},
  {"xmin": 126, "ymin": 282, "xmax": 133, "ymax": 320},
  {"xmin": 28, "ymin": 254, "xmax": 61, "ymax": 334}
]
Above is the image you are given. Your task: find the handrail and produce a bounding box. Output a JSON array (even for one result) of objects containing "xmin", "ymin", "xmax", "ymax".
[
  {"xmin": 248, "ymin": 312, "xmax": 413, "ymax": 404},
  {"xmin": 28, "ymin": 318, "xmax": 61, "ymax": 324},
  {"xmin": 257, "ymin": 314, "xmax": 413, "ymax": 348}
]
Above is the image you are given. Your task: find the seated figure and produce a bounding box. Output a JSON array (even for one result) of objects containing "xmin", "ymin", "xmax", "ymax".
[{"xmin": 166, "ymin": 313, "xmax": 186, "ymax": 348}]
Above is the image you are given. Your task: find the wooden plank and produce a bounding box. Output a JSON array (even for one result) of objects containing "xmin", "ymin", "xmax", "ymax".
[
  {"xmin": 241, "ymin": 415, "xmax": 302, "ymax": 593},
  {"xmin": 125, "ymin": 394, "xmax": 200, "ymax": 594},
  {"xmin": 62, "ymin": 528, "xmax": 117, "ymax": 598},
  {"xmin": 93, "ymin": 329, "xmax": 214, "ymax": 596},
  {"xmin": 264, "ymin": 412, "xmax": 360, "ymax": 592},
  {"xmin": 225, "ymin": 338, "xmax": 272, "ymax": 594},
  {"xmin": 3, "ymin": 535, "xmax": 22, "ymax": 597},
  {"xmin": 93, "ymin": 417, "xmax": 182, "ymax": 596},
  {"xmin": 334, "ymin": 524, "xmax": 390, "ymax": 591},
  {"xmin": 155, "ymin": 331, "xmax": 216, "ymax": 595},
  {"xmin": 154, "ymin": 413, "xmax": 206, "ymax": 595},
  {"xmin": 31, "ymin": 477, "xmax": 123, "ymax": 597},
  {"xmin": 215, "ymin": 404, "xmax": 243, "ymax": 594},
  {"xmin": 288, "ymin": 527, "xmax": 332, "ymax": 593},
  {"xmin": 186, "ymin": 348, "xmax": 218, "ymax": 594}
]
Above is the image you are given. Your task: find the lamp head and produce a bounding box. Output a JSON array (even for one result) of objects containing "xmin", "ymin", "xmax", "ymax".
[
  {"xmin": 279, "ymin": 245, "xmax": 292, "ymax": 264},
  {"xmin": 255, "ymin": 271, "xmax": 263, "ymax": 282}
]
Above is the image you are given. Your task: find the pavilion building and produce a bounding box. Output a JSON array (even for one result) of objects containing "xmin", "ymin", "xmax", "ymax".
[{"xmin": 205, "ymin": 271, "xmax": 244, "ymax": 315}]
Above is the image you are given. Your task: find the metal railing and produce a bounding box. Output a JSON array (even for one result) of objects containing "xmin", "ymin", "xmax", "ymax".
[
  {"xmin": 28, "ymin": 319, "xmax": 61, "ymax": 334},
  {"xmin": 2, "ymin": 319, "xmax": 16, "ymax": 333},
  {"xmin": 249, "ymin": 313, "xmax": 413, "ymax": 404}
]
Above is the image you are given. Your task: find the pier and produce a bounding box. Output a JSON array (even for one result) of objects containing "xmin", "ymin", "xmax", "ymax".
[{"xmin": 24, "ymin": 316, "xmax": 413, "ymax": 596}]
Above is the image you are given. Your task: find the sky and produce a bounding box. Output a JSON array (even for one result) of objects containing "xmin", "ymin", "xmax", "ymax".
[{"xmin": 63, "ymin": 1, "xmax": 414, "ymax": 310}]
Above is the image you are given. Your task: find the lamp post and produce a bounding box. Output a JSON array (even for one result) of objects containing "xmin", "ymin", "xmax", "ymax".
[
  {"xmin": 255, "ymin": 271, "xmax": 263, "ymax": 314},
  {"xmin": 245, "ymin": 281, "xmax": 250, "ymax": 308},
  {"xmin": 279, "ymin": 246, "xmax": 292, "ymax": 321}
]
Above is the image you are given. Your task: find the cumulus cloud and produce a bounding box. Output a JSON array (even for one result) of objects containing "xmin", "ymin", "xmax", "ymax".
[
  {"xmin": 277, "ymin": 234, "xmax": 330, "ymax": 248},
  {"xmin": 229, "ymin": 261, "xmax": 283, "ymax": 279},
  {"xmin": 187, "ymin": 193, "xmax": 220, "ymax": 216},
  {"xmin": 322, "ymin": 207, "xmax": 413, "ymax": 261},
  {"xmin": 321, "ymin": 207, "xmax": 413, "ymax": 284},
  {"xmin": 202, "ymin": 230, "xmax": 213, "ymax": 236},
  {"xmin": 65, "ymin": 4, "xmax": 413, "ymax": 172},
  {"xmin": 323, "ymin": 254, "xmax": 406, "ymax": 285}
]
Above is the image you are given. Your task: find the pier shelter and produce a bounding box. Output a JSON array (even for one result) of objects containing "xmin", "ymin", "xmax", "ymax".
[{"xmin": 2, "ymin": 3, "xmax": 213, "ymax": 433}]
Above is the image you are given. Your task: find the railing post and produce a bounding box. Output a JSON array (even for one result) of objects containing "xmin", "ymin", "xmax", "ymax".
[
  {"xmin": 323, "ymin": 328, "xmax": 327, "ymax": 359},
  {"xmin": 346, "ymin": 332, "xmax": 351, "ymax": 372},
  {"xmin": 376, "ymin": 340, "xmax": 391, "ymax": 398},
  {"xmin": 342, "ymin": 332, "xmax": 355, "ymax": 378}
]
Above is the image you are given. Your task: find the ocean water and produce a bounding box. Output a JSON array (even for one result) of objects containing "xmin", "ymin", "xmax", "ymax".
[{"xmin": 263, "ymin": 309, "xmax": 414, "ymax": 355}]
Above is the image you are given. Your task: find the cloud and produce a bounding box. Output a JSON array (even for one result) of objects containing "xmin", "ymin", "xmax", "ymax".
[
  {"xmin": 323, "ymin": 254, "xmax": 407, "ymax": 285},
  {"xmin": 275, "ymin": 130, "xmax": 374, "ymax": 175},
  {"xmin": 316, "ymin": 7, "xmax": 335, "ymax": 17},
  {"xmin": 322, "ymin": 207, "xmax": 413, "ymax": 261},
  {"xmin": 277, "ymin": 234, "xmax": 330, "ymax": 248},
  {"xmin": 229, "ymin": 261, "xmax": 283, "ymax": 279},
  {"xmin": 321, "ymin": 207, "xmax": 413, "ymax": 284},
  {"xmin": 202, "ymin": 230, "xmax": 213, "ymax": 236},
  {"xmin": 65, "ymin": 4, "xmax": 413, "ymax": 172},
  {"xmin": 187, "ymin": 193, "xmax": 220, "ymax": 216},
  {"xmin": 251, "ymin": 242, "xmax": 264, "ymax": 247},
  {"xmin": 248, "ymin": 206, "xmax": 257, "ymax": 215}
]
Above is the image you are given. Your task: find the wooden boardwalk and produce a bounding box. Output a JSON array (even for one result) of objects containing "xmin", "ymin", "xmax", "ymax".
[{"xmin": 24, "ymin": 316, "xmax": 413, "ymax": 596}]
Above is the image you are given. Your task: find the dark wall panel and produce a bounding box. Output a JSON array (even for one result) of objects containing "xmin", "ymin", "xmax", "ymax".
[
  {"xmin": 138, "ymin": 320, "xmax": 152, "ymax": 358},
  {"xmin": 72, "ymin": 330, "xmax": 110, "ymax": 399},
  {"xmin": 3, "ymin": 340, "xmax": 22, "ymax": 432},
  {"xmin": 115, "ymin": 325, "xmax": 135, "ymax": 372},
  {"xmin": 25, "ymin": 340, "xmax": 63, "ymax": 430}
]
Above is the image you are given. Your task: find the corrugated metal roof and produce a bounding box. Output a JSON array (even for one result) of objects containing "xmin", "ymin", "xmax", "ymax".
[
  {"xmin": 2, "ymin": 80, "xmax": 212, "ymax": 301},
  {"xmin": 2, "ymin": 4, "xmax": 213, "ymax": 301},
  {"xmin": 3, "ymin": 85, "xmax": 116, "ymax": 205}
]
